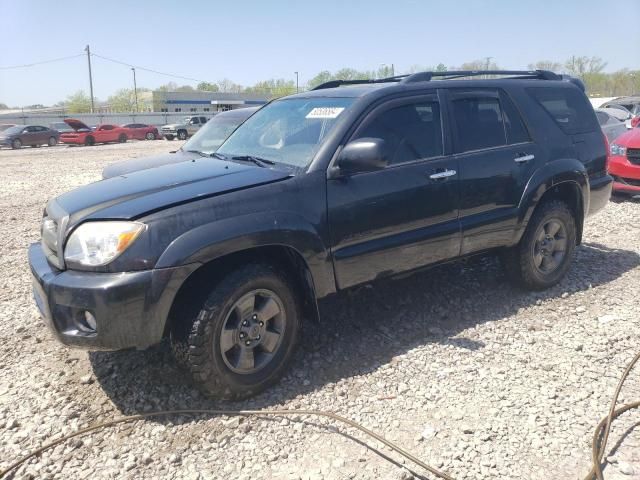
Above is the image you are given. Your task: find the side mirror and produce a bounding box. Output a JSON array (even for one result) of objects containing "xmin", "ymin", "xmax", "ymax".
[{"xmin": 334, "ymin": 138, "xmax": 388, "ymax": 175}]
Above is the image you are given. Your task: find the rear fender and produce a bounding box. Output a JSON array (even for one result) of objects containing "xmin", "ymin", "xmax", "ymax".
[{"xmin": 513, "ymin": 158, "xmax": 588, "ymax": 244}]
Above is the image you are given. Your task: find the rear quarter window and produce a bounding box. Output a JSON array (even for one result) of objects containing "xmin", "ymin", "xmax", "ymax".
[{"xmin": 527, "ymin": 86, "xmax": 598, "ymax": 135}]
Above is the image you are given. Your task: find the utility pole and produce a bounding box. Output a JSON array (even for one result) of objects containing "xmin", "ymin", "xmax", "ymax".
[
  {"xmin": 294, "ymin": 71, "xmax": 299, "ymax": 93},
  {"xmin": 85, "ymin": 45, "xmax": 95, "ymax": 113},
  {"xmin": 131, "ymin": 67, "xmax": 139, "ymax": 112}
]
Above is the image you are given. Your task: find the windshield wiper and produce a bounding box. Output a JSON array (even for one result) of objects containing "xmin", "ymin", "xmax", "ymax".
[
  {"xmin": 212, "ymin": 152, "xmax": 227, "ymax": 160},
  {"xmin": 231, "ymin": 155, "xmax": 276, "ymax": 168},
  {"xmin": 185, "ymin": 149, "xmax": 210, "ymax": 157}
]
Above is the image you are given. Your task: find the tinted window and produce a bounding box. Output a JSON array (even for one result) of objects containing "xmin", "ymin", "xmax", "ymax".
[
  {"xmin": 528, "ymin": 87, "xmax": 598, "ymax": 134},
  {"xmin": 354, "ymin": 101, "xmax": 443, "ymax": 164},
  {"xmin": 451, "ymin": 95, "xmax": 506, "ymax": 152},
  {"xmin": 500, "ymin": 92, "xmax": 530, "ymax": 144},
  {"xmin": 200, "ymin": 117, "xmax": 207, "ymax": 123},
  {"xmin": 191, "ymin": 117, "xmax": 200, "ymax": 124}
]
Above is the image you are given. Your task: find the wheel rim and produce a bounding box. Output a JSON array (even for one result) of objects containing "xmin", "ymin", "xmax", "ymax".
[
  {"xmin": 532, "ymin": 218, "xmax": 568, "ymax": 274},
  {"xmin": 178, "ymin": 132, "xmax": 186, "ymax": 139},
  {"xmin": 220, "ymin": 289, "xmax": 286, "ymax": 375},
  {"xmin": 49, "ymin": 137, "xmax": 56, "ymax": 146},
  {"xmin": 13, "ymin": 139, "xmax": 21, "ymax": 148},
  {"xmin": 146, "ymin": 132, "xmax": 154, "ymax": 140}
]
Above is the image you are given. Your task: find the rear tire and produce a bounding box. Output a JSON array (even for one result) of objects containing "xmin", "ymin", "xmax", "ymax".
[
  {"xmin": 145, "ymin": 131, "xmax": 156, "ymax": 140},
  {"xmin": 48, "ymin": 136, "xmax": 57, "ymax": 146},
  {"xmin": 172, "ymin": 264, "xmax": 301, "ymax": 400},
  {"xmin": 118, "ymin": 134, "xmax": 127, "ymax": 143},
  {"xmin": 84, "ymin": 136, "xmax": 95, "ymax": 146},
  {"xmin": 11, "ymin": 138, "xmax": 22, "ymax": 149},
  {"xmin": 501, "ymin": 200, "xmax": 576, "ymax": 290}
]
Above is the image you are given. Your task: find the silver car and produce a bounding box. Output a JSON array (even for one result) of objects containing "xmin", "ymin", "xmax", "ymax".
[{"xmin": 595, "ymin": 109, "xmax": 627, "ymax": 142}]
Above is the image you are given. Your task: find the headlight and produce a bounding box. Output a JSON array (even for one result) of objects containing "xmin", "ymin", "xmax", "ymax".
[
  {"xmin": 610, "ymin": 143, "xmax": 626, "ymax": 156},
  {"xmin": 64, "ymin": 221, "xmax": 145, "ymax": 266}
]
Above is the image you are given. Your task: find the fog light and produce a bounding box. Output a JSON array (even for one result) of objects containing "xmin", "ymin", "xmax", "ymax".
[{"xmin": 84, "ymin": 311, "xmax": 97, "ymax": 330}]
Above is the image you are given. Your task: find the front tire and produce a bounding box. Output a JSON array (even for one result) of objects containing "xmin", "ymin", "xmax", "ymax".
[
  {"xmin": 172, "ymin": 264, "xmax": 301, "ymax": 399},
  {"xmin": 118, "ymin": 134, "xmax": 127, "ymax": 143},
  {"xmin": 11, "ymin": 138, "xmax": 22, "ymax": 149},
  {"xmin": 145, "ymin": 131, "xmax": 156, "ymax": 140},
  {"xmin": 84, "ymin": 136, "xmax": 95, "ymax": 146},
  {"xmin": 502, "ymin": 200, "xmax": 576, "ymax": 290},
  {"xmin": 165, "ymin": 134, "xmax": 174, "ymax": 141},
  {"xmin": 177, "ymin": 130, "xmax": 188, "ymax": 140}
]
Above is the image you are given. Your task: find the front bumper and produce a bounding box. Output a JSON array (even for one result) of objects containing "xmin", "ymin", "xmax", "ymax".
[
  {"xmin": 29, "ymin": 243, "xmax": 199, "ymax": 350},
  {"xmin": 609, "ymin": 155, "xmax": 640, "ymax": 194}
]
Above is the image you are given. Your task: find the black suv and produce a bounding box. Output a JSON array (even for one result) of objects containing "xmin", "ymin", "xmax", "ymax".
[{"xmin": 29, "ymin": 70, "xmax": 612, "ymax": 399}]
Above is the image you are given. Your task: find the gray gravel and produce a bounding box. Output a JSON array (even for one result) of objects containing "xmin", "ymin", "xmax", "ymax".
[{"xmin": 0, "ymin": 141, "xmax": 639, "ymax": 480}]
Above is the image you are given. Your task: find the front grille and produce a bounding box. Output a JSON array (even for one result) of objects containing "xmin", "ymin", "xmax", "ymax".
[{"xmin": 628, "ymin": 148, "xmax": 640, "ymax": 165}]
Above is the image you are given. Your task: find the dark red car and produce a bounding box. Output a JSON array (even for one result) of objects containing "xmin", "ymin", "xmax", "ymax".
[
  {"xmin": 609, "ymin": 127, "xmax": 640, "ymax": 195},
  {"xmin": 122, "ymin": 123, "xmax": 160, "ymax": 140},
  {"xmin": 60, "ymin": 119, "xmax": 129, "ymax": 146}
]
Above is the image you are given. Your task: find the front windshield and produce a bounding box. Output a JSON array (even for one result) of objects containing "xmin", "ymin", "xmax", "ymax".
[
  {"xmin": 182, "ymin": 113, "xmax": 248, "ymax": 154},
  {"xmin": 218, "ymin": 97, "xmax": 355, "ymax": 169}
]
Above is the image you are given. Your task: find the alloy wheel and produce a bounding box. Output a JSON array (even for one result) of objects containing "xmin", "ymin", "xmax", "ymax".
[{"xmin": 219, "ymin": 289, "xmax": 286, "ymax": 375}]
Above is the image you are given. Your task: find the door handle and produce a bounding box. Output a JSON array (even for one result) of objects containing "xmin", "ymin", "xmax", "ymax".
[
  {"xmin": 514, "ymin": 154, "xmax": 535, "ymax": 163},
  {"xmin": 429, "ymin": 169, "xmax": 457, "ymax": 180}
]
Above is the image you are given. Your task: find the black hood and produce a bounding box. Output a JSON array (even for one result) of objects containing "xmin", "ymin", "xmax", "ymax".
[
  {"xmin": 53, "ymin": 158, "xmax": 292, "ymax": 228},
  {"xmin": 102, "ymin": 150, "xmax": 199, "ymax": 179}
]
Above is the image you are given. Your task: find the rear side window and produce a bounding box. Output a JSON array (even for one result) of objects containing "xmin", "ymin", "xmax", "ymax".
[
  {"xmin": 527, "ymin": 87, "xmax": 598, "ymax": 134},
  {"xmin": 595, "ymin": 111, "xmax": 609, "ymax": 126},
  {"xmin": 500, "ymin": 92, "xmax": 530, "ymax": 144},
  {"xmin": 451, "ymin": 95, "xmax": 506, "ymax": 152}
]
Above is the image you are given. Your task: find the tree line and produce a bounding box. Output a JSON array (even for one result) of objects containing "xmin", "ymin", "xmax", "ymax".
[{"xmin": 44, "ymin": 55, "xmax": 640, "ymax": 113}]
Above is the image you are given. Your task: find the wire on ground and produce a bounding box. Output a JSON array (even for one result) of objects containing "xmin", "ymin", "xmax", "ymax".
[{"xmin": 0, "ymin": 352, "xmax": 637, "ymax": 480}]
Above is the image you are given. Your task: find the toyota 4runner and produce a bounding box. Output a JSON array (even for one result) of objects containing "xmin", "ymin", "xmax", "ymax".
[{"xmin": 29, "ymin": 70, "xmax": 612, "ymax": 399}]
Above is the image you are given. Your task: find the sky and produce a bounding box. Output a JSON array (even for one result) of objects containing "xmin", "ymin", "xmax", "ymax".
[{"xmin": 1, "ymin": 0, "xmax": 639, "ymax": 107}]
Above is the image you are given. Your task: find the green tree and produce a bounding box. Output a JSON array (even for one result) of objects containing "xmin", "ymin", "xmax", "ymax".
[
  {"xmin": 107, "ymin": 88, "xmax": 151, "ymax": 112},
  {"xmin": 65, "ymin": 90, "xmax": 92, "ymax": 113},
  {"xmin": 156, "ymin": 82, "xmax": 179, "ymax": 92},
  {"xmin": 307, "ymin": 70, "xmax": 334, "ymax": 89},
  {"xmin": 564, "ymin": 56, "xmax": 607, "ymax": 76},
  {"xmin": 197, "ymin": 81, "xmax": 219, "ymax": 92},
  {"xmin": 217, "ymin": 78, "xmax": 243, "ymax": 93},
  {"xmin": 528, "ymin": 60, "xmax": 562, "ymax": 72},
  {"xmin": 245, "ymin": 79, "xmax": 296, "ymax": 98}
]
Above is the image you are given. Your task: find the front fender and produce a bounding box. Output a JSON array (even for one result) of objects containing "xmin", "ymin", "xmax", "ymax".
[
  {"xmin": 514, "ymin": 158, "xmax": 588, "ymax": 243},
  {"xmin": 154, "ymin": 211, "xmax": 336, "ymax": 298}
]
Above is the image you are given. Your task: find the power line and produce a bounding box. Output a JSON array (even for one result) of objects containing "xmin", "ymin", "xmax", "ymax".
[
  {"xmin": 90, "ymin": 52, "xmax": 206, "ymax": 83},
  {"xmin": 0, "ymin": 53, "xmax": 84, "ymax": 70}
]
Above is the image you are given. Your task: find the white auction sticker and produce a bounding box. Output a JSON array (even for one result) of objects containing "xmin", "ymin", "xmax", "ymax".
[{"xmin": 305, "ymin": 107, "xmax": 345, "ymax": 119}]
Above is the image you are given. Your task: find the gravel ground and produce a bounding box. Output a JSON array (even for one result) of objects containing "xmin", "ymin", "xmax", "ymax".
[{"xmin": 0, "ymin": 141, "xmax": 639, "ymax": 480}]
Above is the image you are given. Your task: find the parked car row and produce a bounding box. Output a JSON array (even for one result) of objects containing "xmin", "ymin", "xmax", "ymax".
[
  {"xmin": 599, "ymin": 96, "xmax": 640, "ymax": 129},
  {"xmin": 0, "ymin": 120, "xmax": 161, "ymax": 148}
]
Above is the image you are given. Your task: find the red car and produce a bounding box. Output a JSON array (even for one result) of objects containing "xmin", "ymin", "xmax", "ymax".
[
  {"xmin": 60, "ymin": 119, "xmax": 129, "ymax": 146},
  {"xmin": 122, "ymin": 123, "xmax": 160, "ymax": 140},
  {"xmin": 609, "ymin": 127, "xmax": 640, "ymax": 195}
]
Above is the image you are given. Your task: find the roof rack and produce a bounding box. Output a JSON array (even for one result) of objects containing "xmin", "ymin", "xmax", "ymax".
[{"xmin": 312, "ymin": 70, "xmax": 564, "ymax": 90}]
